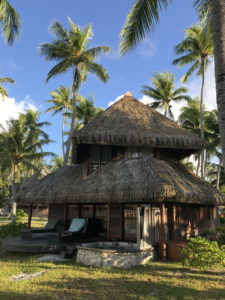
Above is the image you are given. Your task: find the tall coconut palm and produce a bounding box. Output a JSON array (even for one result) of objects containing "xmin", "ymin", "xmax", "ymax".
[
  {"xmin": 0, "ymin": 0, "xmax": 20, "ymax": 45},
  {"xmin": 40, "ymin": 18, "xmax": 111, "ymax": 166},
  {"xmin": 45, "ymin": 86, "xmax": 72, "ymax": 159},
  {"xmin": 179, "ymin": 98, "xmax": 204, "ymax": 175},
  {"xmin": 179, "ymin": 98, "xmax": 220, "ymax": 178},
  {"xmin": 120, "ymin": 0, "xmax": 225, "ymax": 169},
  {"xmin": 172, "ymin": 25, "xmax": 213, "ymax": 178},
  {"xmin": 0, "ymin": 111, "xmax": 54, "ymax": 220},
  {"xmin": 142, "ymin": 72, "xmax": 190, "ymax": 118},
  {"xmin": 0, "ymin": 77, "xmax": 15, "ymax": 98}
]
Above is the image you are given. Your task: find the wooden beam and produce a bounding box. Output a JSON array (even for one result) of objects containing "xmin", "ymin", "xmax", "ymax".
[
  {"xmin": 27, "ymin": 204, "xmax": 33, "ymax": 228},
  {"xmin": 159, "ymin": 203, "xmax": 167, "ymax": 260}
]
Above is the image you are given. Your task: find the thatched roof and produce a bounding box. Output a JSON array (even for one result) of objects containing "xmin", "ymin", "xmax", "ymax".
[
  {"xmin": 15, "ymin": 157, "xmax": 225, "ymax": 206},
  {"xmin": 73, "ymin": 95, "xmax": 202, "ymax": 151}
]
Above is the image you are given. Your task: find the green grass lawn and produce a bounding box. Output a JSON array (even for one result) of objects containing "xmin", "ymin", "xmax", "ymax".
[
  {"xmin": 0, "ymin": 248, "xmax": 224, "ymax": 300},
  {"xmin": 0, "ymin": 217, "xmax": 47, "ymax": 228}
]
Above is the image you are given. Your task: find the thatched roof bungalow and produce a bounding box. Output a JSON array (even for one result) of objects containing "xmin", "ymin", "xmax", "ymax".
[{"xmin": 12, "ymin": 93, "xmax": 225, "ymax": 259}]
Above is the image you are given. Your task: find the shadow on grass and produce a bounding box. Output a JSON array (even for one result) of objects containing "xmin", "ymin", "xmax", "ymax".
[
  {"xmin": 0, "ymin": 291, "xmax": 51, "ymax": 300},
  {"xmin": 33, "ymin": 275, "xmax": 225, "ymax": 300}
]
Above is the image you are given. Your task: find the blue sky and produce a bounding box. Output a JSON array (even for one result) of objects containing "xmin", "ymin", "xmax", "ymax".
[{"xmin": 0, "ymin": 0, "xmax": 214, "ymax": 157}]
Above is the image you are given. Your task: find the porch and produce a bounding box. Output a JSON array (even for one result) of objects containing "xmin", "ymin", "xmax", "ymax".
[{"xmin": 2, "ymin": 202, "xmax": 216, "ymax": 260}]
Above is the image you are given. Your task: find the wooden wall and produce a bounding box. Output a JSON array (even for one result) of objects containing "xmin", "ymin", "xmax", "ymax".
[
  {"xmin": 48, "ymin": 204, "xmax": 66, "ymax": 222},
  {"xmin": 167, "ymin": 204, "xmax": 217, "ymax": 240}
]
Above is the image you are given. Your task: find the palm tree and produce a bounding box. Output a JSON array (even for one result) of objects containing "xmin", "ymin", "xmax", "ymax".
[
  {"xmin": 50, "ymin": 156, "xmax": 64, "ymax": 171},
  {"xmin": 0, "ymin": 111, "xmax": 54, "ymax": 220},
  {"xmin": 0, "ymin": 0, "xmax": 20, "ymax": 45},
  {"xmin": 76, "ymin": 96, "xmax": 103, "ymax": 126},
  {"xmin": 119, "ymin": 0, "xmax": 225, "ymax": 169},
  {"xmin": 179, "ymin": 98, "xmax": 204, "ymax": 176},
  {"xmin": 179, "ymin": 98, "xmax": 220, "ymax": 178},
  {"xmin": 45, "ymin": 86, "xmax": 72, "ymax": 160},
  {"xmin": 40, "ymin": 18, "xmax": 111, "ymax": 166},
  {"xmin": 142, "ymin": 72, "xmax": 190, "ymax": 118},
  {"xmin": 0, "ymin": 77, "xmax": 15, "ymax": 98},
  {"xmin": 172, "ymin": 25, "xmax": 213, "ymax": 178}
]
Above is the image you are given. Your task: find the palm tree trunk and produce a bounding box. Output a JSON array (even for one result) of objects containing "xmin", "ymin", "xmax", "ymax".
[
  {"xmin": 216, "ymin": 159, "xmax": 222, "ymax": 190},
  {"xmin": 196, "ymin": 155, "xmax": 200, "ymax": 176},
  {"xmin": 200, "ymin": 58, "xmax": 205, "ymax": 179},
  {"xmin": 10, "ymin": 165, "xmax": 17, "ymax": 222},
  {"xmin": 212, "ymin": 0, "xmax": 225, "ymax": 168},
  {"xmin": 62, "ymin": 108, "xmax": 66, "ymax": 160},
  {"xmin": 63, "ymin": 75, "xmax": 78, "ymax": 166}
]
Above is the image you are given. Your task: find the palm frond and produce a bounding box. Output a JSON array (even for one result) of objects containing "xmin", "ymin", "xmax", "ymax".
[
  {"xmin": 0, "ymin": 77, "xmax": 15, "ymax": 83},
  {"xmin": 86, "ymin": 62, "xmax": 109, "ymax": 82},
  {"xmin": 120, "ymin": 0, "xmax": 171, "ymax": 54},
  {"xmin": 46, "ymin": 59, "xmax": 72, "ymax": 82},
  {"xmin": 85, "ymin": 46, "xmax": 112, "ymax": 59},
  {"xmin": 0, "ymin": 0, "xmax": 21, "ymax": 45}
]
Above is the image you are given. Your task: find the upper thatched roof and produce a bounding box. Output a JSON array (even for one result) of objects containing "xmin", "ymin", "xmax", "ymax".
[
  {"xmin": 73, "ymin": 95, "xmax": 202, "ymax": 151},
  {"xmin": 15, "ymin": 156, "xmax": 225, "ymax": 206}
]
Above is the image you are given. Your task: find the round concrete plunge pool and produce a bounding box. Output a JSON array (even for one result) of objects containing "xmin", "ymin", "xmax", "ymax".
[{"xmin": 76, "ymin": 241, "xmax": 153, "ymax": 268}]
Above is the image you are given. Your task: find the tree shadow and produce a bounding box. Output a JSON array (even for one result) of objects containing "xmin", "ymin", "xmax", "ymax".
[{"xmin": 34, "ymin": 276, "xmax": 225, "ymax": 300}]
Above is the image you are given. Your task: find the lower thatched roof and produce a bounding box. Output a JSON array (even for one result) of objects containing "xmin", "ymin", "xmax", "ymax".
[{"xmin": 14, "ymin": 157, "xmax": 225, "ymax": 206}]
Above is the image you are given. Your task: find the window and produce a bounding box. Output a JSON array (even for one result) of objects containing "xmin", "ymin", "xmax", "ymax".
[
  {"xmin": 66, "ymin": 205, "xmax": 79, "ymax": 223},
  {"xmin": 124, "ymin": 205, "xmax": 137, "ymax": 241},
  {"xmin": 95, "ymin": 204, "xmax": 108, "ymax": 232},
  {"xmin": 81, "ymin": 205, "xmax": 93, "ymax": 218}
]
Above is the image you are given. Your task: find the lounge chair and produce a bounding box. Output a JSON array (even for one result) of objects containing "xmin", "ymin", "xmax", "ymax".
[
  {"xmin": 47, "ymin": 218, "xmax": 103, "ymax": 243},
  {"xmin": 21, "ymin": 218, "xmax": 65, "ymax": 240}
]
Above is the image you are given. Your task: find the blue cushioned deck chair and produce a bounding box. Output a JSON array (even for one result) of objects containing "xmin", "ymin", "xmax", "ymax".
[
  {"xmin": 68, "ymin": 218, "xmax": 87, "ymax": 233},
  {"xmin": 47, "ymin": 218, "xmax": 88, "ymax": 243}
]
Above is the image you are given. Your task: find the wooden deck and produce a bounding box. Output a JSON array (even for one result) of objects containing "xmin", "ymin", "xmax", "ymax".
[
  {"xmin": 3, "ymin": 236, "xmax": 81, "ymax": 254},
  {"xmin": 2, "ymin": 235, "xmax": 106, "ymax": 254}
]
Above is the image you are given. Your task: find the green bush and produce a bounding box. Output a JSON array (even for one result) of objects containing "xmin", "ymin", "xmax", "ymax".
[
  {"xmin": 217, "ymin": 225, "xmax": 225, "ymax": 245},
  {"xmin": 15, "ymin": 209, "xmax": 28, "ymax": 222},
  {"xmin": 0, "ymin": 222, "xmax": 27, "ymax": 239},
  {"xmin": 182, "ymin": 237, "xmax": 225, "ymax": 271}
]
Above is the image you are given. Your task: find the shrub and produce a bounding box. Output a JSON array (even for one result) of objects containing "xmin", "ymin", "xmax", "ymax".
[
  {"xmin": 217, "ymin": 225, "xmax": 225, "ymax": 246},
  {"xmin": 182, "ymin": 237, "xmax": 225, "ymax": 271},
  {"xmin": 0, "ymin": 222, "xmax": 27, "ymax": 239},
  {"xmin": 15, "ymin": 209, "xmax": 28, "ymax": 222}
]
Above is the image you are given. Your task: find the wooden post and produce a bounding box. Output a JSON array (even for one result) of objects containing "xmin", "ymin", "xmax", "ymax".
[
  {"xmin": 168, "ymin": 204, "xmax": 175, "ymax": 240},
  {"xmin": 107, "ymin": 204, "xmax": 110, "ymax": 240},
  {"xmin": 159, "ymin": 203, "xmax": 167, "ymax": 260},
  {"xmin": 83, "ymin": 159, "xmax": 88, "ymax": 179},
  {"xmin": 93, "ymin": 204, "xmax": 96, "ymax": 218},
  {"xmin": 28, "ymin": 204, "xmax": 33, "ymax": 228},
  {"xmin": 211, "ymin": 206, "xmax": 217, "ymax": 230},
  {"xmin": 136, "ymin": 207, "xmax": 141, "ymax": 249},
  {"xmin": 64, "ymin": 204, "xmax": 68, "ymax": 224}
]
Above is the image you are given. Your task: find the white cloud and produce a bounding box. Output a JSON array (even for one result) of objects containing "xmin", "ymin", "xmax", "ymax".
[
  {"xmin": 0, "ymin": 95, "xmax": 37, "ymax": 130},
  {"xmin": 139, "ymin": 39, "xmax": 157, "ymax": 58}
]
